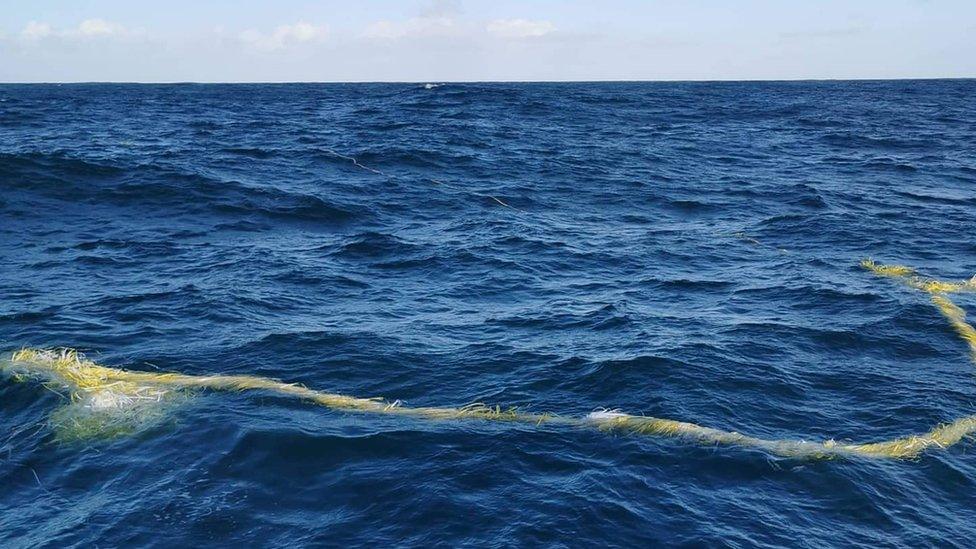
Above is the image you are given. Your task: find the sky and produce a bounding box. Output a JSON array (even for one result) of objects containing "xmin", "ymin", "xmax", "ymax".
[{"xmin": 0, "ymin": 0, "xmax": 973, "ymax": 82}]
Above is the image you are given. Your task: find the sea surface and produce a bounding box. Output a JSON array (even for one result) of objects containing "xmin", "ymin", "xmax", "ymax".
[{"xmin": 1, "ymin": 80, "xmax": 975, "ymax": 547}]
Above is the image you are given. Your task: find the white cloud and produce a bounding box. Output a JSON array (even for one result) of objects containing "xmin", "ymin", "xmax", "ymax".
[
  {"xmin": 77, "ymin": 18, "xmax": 124, "ymax": 36},
  {"xmin": 362, "ymin": 16, "xmax": 456, "ymax": 39},
  {"xmin": 20, "ymin": 21, "xmax": 53, "ymax": 40},
  {"xmin": 18, "ymin": 19, "xmax": 131, "ymax": 41},
  {"xmin": 239, "ymin": 22, "xmax": 327, "ymax": 51},
  {"xmin": 486, "ymin": 19, "xmax": 555, "ymax": 38},
  {"xmin": 420, "ymin": 0, "xmax": 461, "ymax": 18}
]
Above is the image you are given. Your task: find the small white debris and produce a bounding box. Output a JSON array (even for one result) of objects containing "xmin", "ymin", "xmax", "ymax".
[
  {"xmin": 586, "ymin": 409, "xmax": 630, "ymax": 421},
  {"xmin": 87, "ymin": 390, "xmax": 134, "ymax": 410}
]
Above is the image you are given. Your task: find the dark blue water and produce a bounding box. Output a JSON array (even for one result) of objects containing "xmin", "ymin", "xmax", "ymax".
[{"xmin": 1, "ymin": 81, "xmax": 975, "ymax": 547}]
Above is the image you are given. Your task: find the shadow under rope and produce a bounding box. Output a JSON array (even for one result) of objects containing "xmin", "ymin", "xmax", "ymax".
[{"xmin": 2, "ymin": 260, "xmax": 976, "ymax": 460}]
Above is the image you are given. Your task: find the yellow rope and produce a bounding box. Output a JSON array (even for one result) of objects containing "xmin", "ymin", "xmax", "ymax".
[
  {"xmin": 3, "ymin": 260, "xmax": 976, "ymax": 459},
  {"xmin": 861, "ymin": 259, "xmax": 976, "ymax": 295}
]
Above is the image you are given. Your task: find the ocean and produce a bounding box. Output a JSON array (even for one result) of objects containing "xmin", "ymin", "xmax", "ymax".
[{"xmin": 1, "ymin": 80, "xmax": 975, "ymax": 546}]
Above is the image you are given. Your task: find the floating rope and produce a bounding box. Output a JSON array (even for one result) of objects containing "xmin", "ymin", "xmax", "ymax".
[
  {"xmin": 320, "ymin": 148, "xmax": 521, "ymax": 211},
  {"xmin": 3, "ymin": 260, "xmax": 976, "ymax": 459}
]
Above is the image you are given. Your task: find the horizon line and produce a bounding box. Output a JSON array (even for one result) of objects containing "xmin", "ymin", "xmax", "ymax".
[{"xmin": 1, "ymin": 76, "xmax": 974, "ymax": 85}]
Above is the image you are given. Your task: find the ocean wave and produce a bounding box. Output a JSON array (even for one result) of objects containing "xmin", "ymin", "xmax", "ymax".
[
  {"xmin": 3, "ymin": 80, "xmax": 976, "ymax": 546},
  {"xmin": 0, "ymin": 151, "xmax": 361, "ymax": 224},
  {"xmin": 220, "ymin": 146, "xmax": 277, "ymax": 159},
  {"xmin": 820, "ymin": 132, "xmax": 936, "ymax": 151},
  {"xmin": 893, "ymin": 190, "xmax": 976, "ymax": 206}
]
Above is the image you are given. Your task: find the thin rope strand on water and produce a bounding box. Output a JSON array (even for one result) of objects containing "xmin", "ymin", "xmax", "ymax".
[
  {"xmin": 320, "ymin": 148, "xmax": 386, "ymax": 176},
  {"xmin": 4, "ymin": 260, "xmax": 976, "ymax": 460},
  {"xmin": 321, "ymin": 148, "xmax": 520, "ymax": 212}
]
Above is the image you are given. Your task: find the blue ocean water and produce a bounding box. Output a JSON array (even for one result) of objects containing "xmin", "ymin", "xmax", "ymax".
[{"xmin": 1, "ymin": 80, "xmax": 975, "ymax": 546}]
